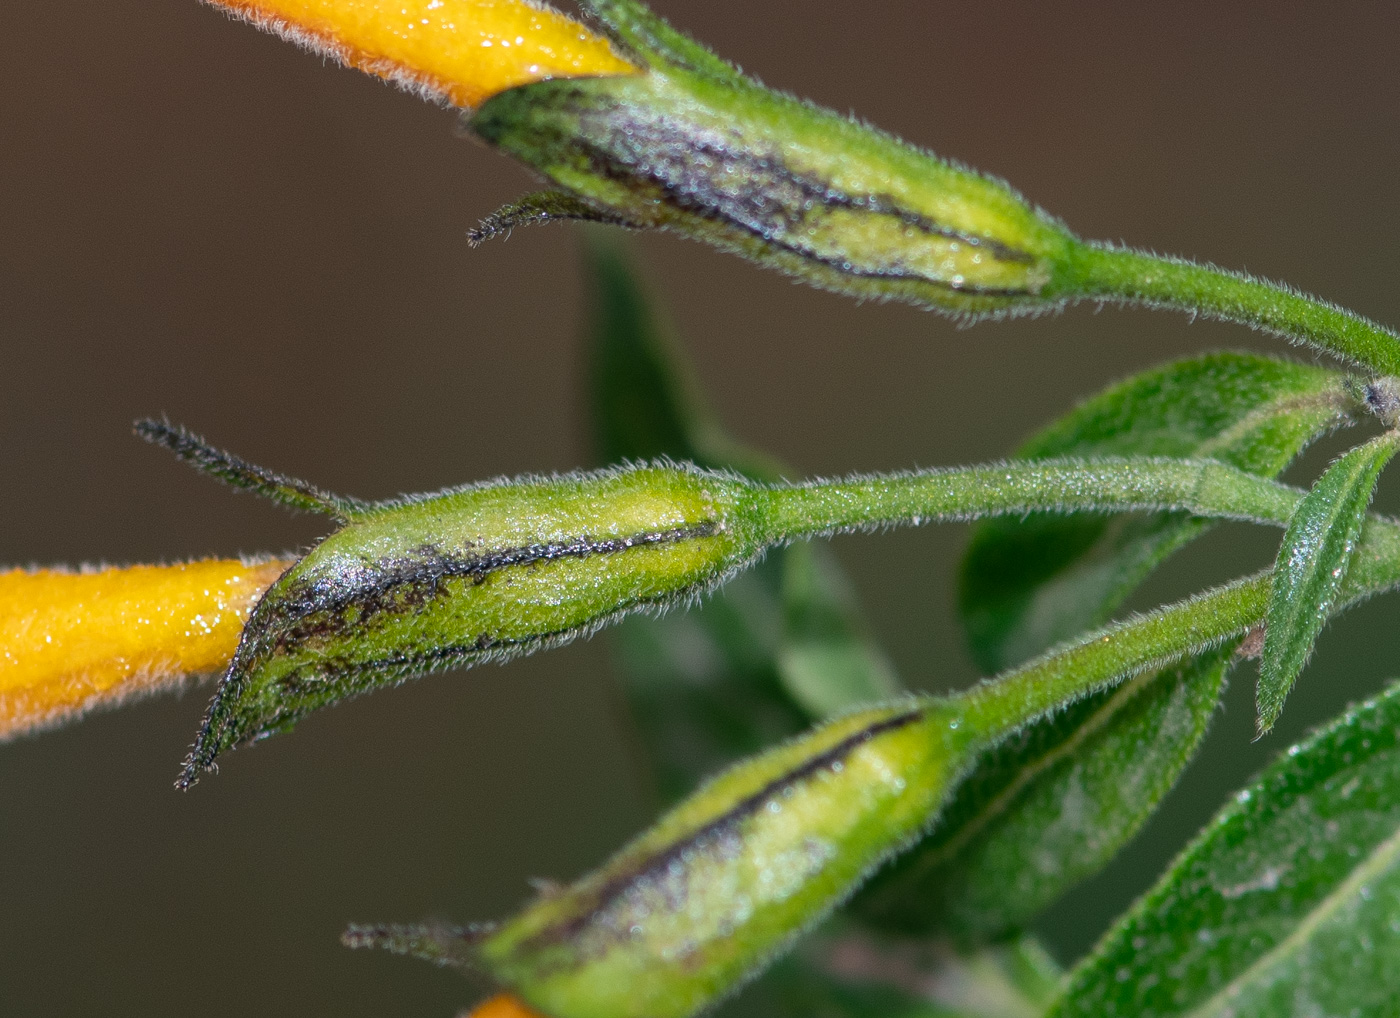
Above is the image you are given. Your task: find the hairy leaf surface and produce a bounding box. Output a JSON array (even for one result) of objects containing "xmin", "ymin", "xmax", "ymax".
[
  {"xmin": 1259, "ymin": 431, "xmax": 1400, "ymax": 733},
  {"xmin": 1054, "ymin": 679, "xmax": 1400, "ymax": 1018}
]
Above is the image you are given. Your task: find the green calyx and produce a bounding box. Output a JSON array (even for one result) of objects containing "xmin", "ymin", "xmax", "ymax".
[
  {"xmin": 471, "ymin": 19, "xmax": 1074, "ymax": 319},
  {"xmin": 173, "ymin": 451, "xmax": 765, "ymax": 789},
  {"xmin": 478, "ymin": 701, "xmax": 968, "ymax": 1018},
  {"xmin": 343, "ymin": 690, "xmax": 1051, "ymax": 1018}
]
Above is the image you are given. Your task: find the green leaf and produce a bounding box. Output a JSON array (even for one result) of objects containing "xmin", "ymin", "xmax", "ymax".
[
  {"xmin": 854, "ymin": 644, "xmax": 1234, "ymax": 941},
  {"xmin": 586, "ymin": 233, "xmax": 779, "ymax": 479},
  {"xmin": 778, "ymin": 543, "xmax": 901, "ymax": 719},
  {"xmin": 587, "ymin": 234, "xmax": 705, "ymax": 467},
  {"xmin": 1259, "ymin": 431, "xmax": 1400, "ymax": 733},
  {"xmin": 584, "ymin": 237, "xmax": 900, "ymax": 800},
  {"xmin": 739, "ymin": 955, "xmax": 978, "ymax": 1018},
  {"xmin": 608, "ymin": 561, "xmax": 812, "ymax": 804},
  {"xmin": 1053, "ymin": 679, "xmax": 1400, "ymax": 1018},
  {"xmin": 737, "ymin": 933, "xmax": 1061, "ymax": 1018},
  {"xmin": 961, "ymin": 352, "xmax": 1351, "ymax": 674},
  {"xmin": 852, "ymin": 352, "xmax": 1345, "ymax": 941}
]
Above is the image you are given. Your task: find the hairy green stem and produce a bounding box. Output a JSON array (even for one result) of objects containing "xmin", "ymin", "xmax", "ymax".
[
  {"xmin": 1066, "ymin": 243, "xmax": 1400, "ymax": 376},
  {"xmin": 754, "ymin": 457, "xmax": 1300, "ymax": 539},
  {"xmin": 952, "ymin": 509, "xmax": 1400, "ymax": 747},
  {"xmin": 758, "ymin": 455, "xmax": 1400, "ymax": 748},
  {"xmin": 956, "ymin": 574, "xmax": 1268, "ymax": 743},
  {"xmin": 153, "ymin": 419, "xmax": 1360, "ymax": 782}
]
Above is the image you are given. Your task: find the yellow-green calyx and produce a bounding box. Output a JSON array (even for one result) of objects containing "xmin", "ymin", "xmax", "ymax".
[
  {"xmin": 479, "ymin": 702, "xmax": 964, "ymax": 1018},
  {"xmin": 470, "ymin": 4, "xmax": 1073, "ymax": 319},
  {"xmin": 153, "ymin": 417, "xmax": 766, "ymax": 787},
  {"xmin": 347, "ymin": 700, "xmax": 971, "ymax": 1018}
]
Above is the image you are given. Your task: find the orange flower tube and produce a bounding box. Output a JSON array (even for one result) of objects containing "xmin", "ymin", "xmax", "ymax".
[
  {"xmin": 207, "ymin": 0, "xmax": 639, "ymax": 108},
  {"xmin": 0, "ymin": 559, "xmax": 290, "ymax": 740},
  {"xmin": 468, "ymin": 994, "xmax": 551, "ymax": 1018}
]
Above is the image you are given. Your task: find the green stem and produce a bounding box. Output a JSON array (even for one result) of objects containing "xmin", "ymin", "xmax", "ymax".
[
  {"xmin": 1066, "ymin": 243, "xmax": 1400, "ymax": 376},
  {"xmin": 755, "ymin": 457, "xmax": 1300, "ymax": 540},
  {"xmin": 754, "ymin": 458, "xmax": 1400, "ymax": 749},
  {"xmin": 956, "ymin": 575, "xmax": 1267, "ymax": 742},
  {"xmin": 750, "ymin": 456, "xmax": 1400, "ymax": 748},
  {"xmin": 948, "ymin": 510, "xmax": 1400, "ymax": 746}
]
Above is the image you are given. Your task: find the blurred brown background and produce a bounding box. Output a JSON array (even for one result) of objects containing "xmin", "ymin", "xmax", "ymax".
[{"xmin": 4, "ymin": 1, "xmax": 1400, "ymax": 1013}]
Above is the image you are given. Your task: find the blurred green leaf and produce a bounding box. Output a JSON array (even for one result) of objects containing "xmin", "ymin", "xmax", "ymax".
[
  {"xmin": 1053, "ymin": 678, "xmax": 1400, "ymax": 1018},
  {"xmin": 606, "ymin": 559, "xmax": 810, "ymax": 803},
  {"xmin": 1259, "ymin": 431, "xmax": 1400, "ymax": 733},
  {"xmin": 587, "ymin": 233, "xmax": 779, "ymax": 478},
  {"xmin": 854, "ymin": 644, "xmax": 1234, "ymax": 941},
  {"xmin": 961, "ymin": 352, "xmax": 1351, "ymax": 675},
  {"xmin": 778, "ymin": 542, "xmax": 901, "ymax": 719},
  {"xmin": 588, "ymin": 243, "xmax": 704, "ymax": 464},
  {"xmin": 741, "ymin": 956, "xmax": 980, "ymax": 1018},
  {"xmin": 738, "ymin": 932, "xmax": 1061, "ymax": 1018},
  {"xmin": 583, "ymin": 235, "xmax": 900, "ymax": 802}
]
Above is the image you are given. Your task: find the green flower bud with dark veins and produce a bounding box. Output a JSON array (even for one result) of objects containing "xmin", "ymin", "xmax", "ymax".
[
  {"xmin": 470, "ymin": 5, "xmax": 1074, "ymax": 319},
  {"xmin": 348, "ymin": 699, "xmax": 973, "ymax": 1018},
  {"xmin": 478, "ymin": 701, "xmax": 965, "ymax": 1018},
  {"xmin": 470, "ymin": 0, "xmax": 1400, "ymax": 374},
  {"xmin": 167, "ymin": 438, "xmax": 765, "ymax": 788},
  {"xmin": 355, "ymin": 581, "xmax": 1221, "ymax": 1018},
  {"xmin": 140, "ymin": 419, "xmax": 1316, "ymax": 787}
]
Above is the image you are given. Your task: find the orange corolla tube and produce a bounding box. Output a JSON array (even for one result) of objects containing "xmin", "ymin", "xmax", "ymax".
[
  {"xmin": 466, "ymin": 994, "xmax": 550, "ymax": 1018},
  {"xmin": 207, "ymin": 0, "xmax": 639, "ymax": 108},
  {"xmin": 0, "ymin": 559, "xmax": 290, "ymax": 740}
]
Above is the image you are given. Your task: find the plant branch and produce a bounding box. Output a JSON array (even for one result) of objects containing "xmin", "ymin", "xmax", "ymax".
[
  {"xmin": 954, "ymin": 506, "xmax": 1400, "ymax": 746},
  {"xmin": 956, "ymin": 574, "xmax": 1267, "ymax": 743},
  {"xmin": 1065, "ymin": 243, "xmax": 1400, "ymax": 376},
  {"xmin": 754, "ymin": 457, "xmax": 1301, "ymax": 540}
]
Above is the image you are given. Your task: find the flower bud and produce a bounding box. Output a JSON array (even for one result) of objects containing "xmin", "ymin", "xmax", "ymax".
[
  {"xmin": 350, "ymin": 700, "xmax": 969, "ymax": 1018},
  {"xmin": 471, "ymin": 6, "xmax": 1076, "ymax": 318},
  {"xmin": 170, "ymin": 435, "xmax": 764, "ymax": 785}
]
